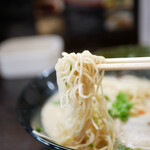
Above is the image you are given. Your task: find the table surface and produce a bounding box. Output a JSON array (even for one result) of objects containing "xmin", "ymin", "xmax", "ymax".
[{"xmin": 0, "ymin": 77, "xmax": 51, "ymax": 150}]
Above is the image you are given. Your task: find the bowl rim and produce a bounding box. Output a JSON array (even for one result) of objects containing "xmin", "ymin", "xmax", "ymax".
[
  {"xmin": 16, "ymin": 46, "xmax": 150, "ymax": 149},
  {"xmin": 16, "ymin": 68, "xmax": 73, "ymax": 150}
]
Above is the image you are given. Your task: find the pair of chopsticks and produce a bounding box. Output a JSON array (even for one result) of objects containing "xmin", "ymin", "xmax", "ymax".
[{"xmin": 97, "ymin": 57, "xmax": 150, "ymax": 71}]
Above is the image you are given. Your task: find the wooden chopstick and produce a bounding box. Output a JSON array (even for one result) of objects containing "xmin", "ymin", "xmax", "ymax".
[
  {"xmin": 97, "ymin": 57, "xmax": 150, "ymax": 70},
  {"xmin": 97, "ymin": 63, "xmax": 150, "ymax": 71},
  {"xmin": 106, "ymin": 57, "xmax": 150, "ymax": 63}
]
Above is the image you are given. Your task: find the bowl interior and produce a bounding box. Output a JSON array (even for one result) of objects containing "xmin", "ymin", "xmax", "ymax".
[
  {"xmin": 17, "ymin": 69, "xmax": 72, "ymax": 150},
  {"xmin": 17, "ymin": 45, "xmax": 150, "ymax": 149}
]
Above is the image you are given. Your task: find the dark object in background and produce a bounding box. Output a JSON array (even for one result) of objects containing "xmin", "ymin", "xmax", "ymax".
[
  {"xmin": 64, "ymin": 0, "xmax": 138, "ymax": 51},
  {"xmin": 64, "ymin": 3, "xmax": 104, "ymax": 35},
  {"xmin": 0, "ymin": 0, "xmax": 138, "ymax": 52},
  {"xmin": 0, "ymin": 0, "xmax": 35, "ymax": 41}
]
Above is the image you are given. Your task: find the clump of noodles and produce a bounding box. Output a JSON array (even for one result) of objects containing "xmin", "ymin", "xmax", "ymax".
[{"xmin": 55, "ymin": 50, "xmax": 115, "ymax": 150}]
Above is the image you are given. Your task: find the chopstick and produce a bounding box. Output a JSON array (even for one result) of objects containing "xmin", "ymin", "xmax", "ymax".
[
  {"xmin": 106, "ymin": 57, "xmax": 150, "ymax": 63},
  {"xmin": 97, "ymin": 63, "xmax": 150, "ymax": 71},
  {"xmin": 97, "ymin": 57, "xmax": 150, "ymax": 71}
]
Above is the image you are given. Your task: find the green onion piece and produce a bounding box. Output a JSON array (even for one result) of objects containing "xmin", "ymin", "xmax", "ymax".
[
  {"xmin": 89, "ymin": 143, "xmax": 94, "ymax": 148},
  {"xmin": 115, "ymin": 144, "xmax": 141, "ymax": 150},
  {"xmin": 52, "ymin": 101, "xmax": 60, "ymax": 105},
  {"xmin": 93, "ymin": 116, "xmax": 96, "ymax": 120},
  {"xmin": 70, "ymin": 65, "xmax": 72, "ymax": 71},
  {"xmin": 93, "ymin": 115, "xmax": 99, "ymax": 124},
  {"xmin": 36, "ymin": 126, "xmax": 43, "ymax": 133},
  {"xmin": 108, "ymin": 92, "xmax": 133, "ymax": 122},
  {"xmin": 104, "ymin": 95, "xmax": 109, "ymax": 101},
  {"xmin": 115, "ymin": 144, "xmax": 132, "ymax": 150},
  {"xmin": 114, "ymin": 140, "xmax": 140, "ymax": 150}
]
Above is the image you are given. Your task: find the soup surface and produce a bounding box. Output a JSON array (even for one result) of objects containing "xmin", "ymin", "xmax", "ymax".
[{"xmin": 41, "ymin": 75, "xmax": 150, "ymax": 150}]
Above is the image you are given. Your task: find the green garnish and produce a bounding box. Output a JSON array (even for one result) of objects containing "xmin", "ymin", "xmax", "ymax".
[
  {"xmin": 115, "ymin": 144, "xmax": 132, "ymax": 150},
  {"xmin": 36, "ymin": 126, "xmax": 43, "ymax": 133},
  {"xmin": 93, "ymin": 116, "xmax": 96, "ymax": 120},
  {"xmin": 70, "ymin": 65, "xmax": 72, "ymax": 71},
  {"xmin": 114, "ymin": 141, "xmax": 141, "ymax": 150},
  {"xmin": 89, "ymin": 143, "xmax": 94, "ymax": 148},
  {"xmin": 108, "ymin": 92, "xmax": 133, "ymax": 122},
  {"xmin": 65, "ymin": 82, "xmax": 68, "ymax": 86},
  {"xmin": 93, "ymin": 115, "xmax": 99, "ymax": 124},
  {"xmin": 104, "ymin": 95, "xmax": 109, "ymax": 101},
  {"xmin": 115, "ymin": 144, "xmax": 141, "ymax": 150},
  {"xmin": 52, "ymin": 101, "xmax": 60, "ymax": 105}
]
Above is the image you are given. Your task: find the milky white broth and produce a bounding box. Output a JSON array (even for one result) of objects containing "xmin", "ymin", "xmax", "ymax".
[{"xmin": 41, "ymin": 75, "xmax": 150, "ymax": 149}]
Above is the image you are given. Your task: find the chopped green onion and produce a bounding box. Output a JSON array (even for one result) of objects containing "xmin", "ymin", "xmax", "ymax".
[
  {"xmin": 70, "ymin": 65, "xmax": 72, "ymax": 71},
  {"xmin": 89, "ymin": 143, "xmax": 94, "ymax": 148},
  {"xmin": 115, "ymin": 144, "xmax": 132, "ymax": 150},
  {"xmin": 114, "ymin": 140, "xmax": 140, "ymax": 150},
  {"xmin": 93, "ymin": 115, "xmax": 99, "ymax": 124},
  {"xmin": 115, "ymin": 144, "xmax": 141, "ymax": 150},
  {"xmin": 95, "ymin": 120, "xmax": 99, "ymax": 124},
  {"xmin": 116, "ymin": 92, "xmax": 129, "ymax": 102},
  {"xmin": 104, "ymin": 95, "xmax": 109, "ymax": 101},
  {"xmin": 93, "ymin": 116, "xmax": 96, "ymax": 120},
  {"xmin": 108, "ymin": 92, "xmax": 133, "ymax": 122},
  {"xmin": 52, "ymin": 101, "xmax": 60, "ymax": 105},
  {"xmin": 36, "ymin": 126, "xmax": 43, "ymax": 133}
]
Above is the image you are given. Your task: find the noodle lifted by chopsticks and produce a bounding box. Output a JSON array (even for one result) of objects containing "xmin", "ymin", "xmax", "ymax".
[{"xmin": 55, "ymin": 50, "xmax": 115, "ymax": 150}]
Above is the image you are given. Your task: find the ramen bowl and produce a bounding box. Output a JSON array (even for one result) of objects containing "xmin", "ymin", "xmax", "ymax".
[{"xmin": 17, "ymin": 45, "xmax": 150, "ymax": 150}]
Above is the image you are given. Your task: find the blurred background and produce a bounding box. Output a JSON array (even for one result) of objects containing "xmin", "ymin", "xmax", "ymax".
[
  {"xmin": 0, "ymin": 0, "xmax": 138, "ymax": 51},
  {"xmin": 1, "ymin": 0, "xmax": 150, "ymax": 150}
]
